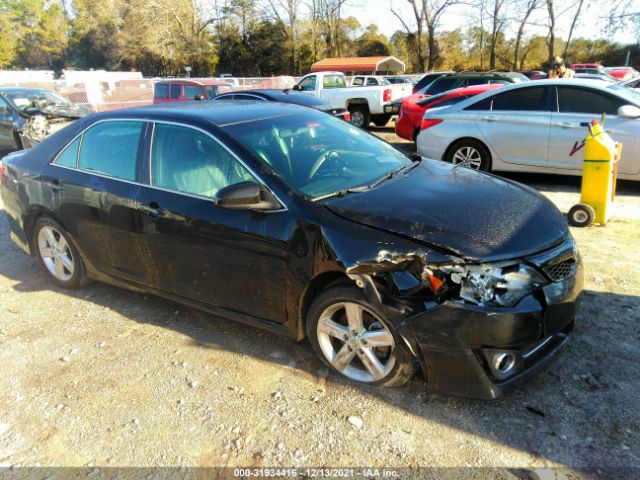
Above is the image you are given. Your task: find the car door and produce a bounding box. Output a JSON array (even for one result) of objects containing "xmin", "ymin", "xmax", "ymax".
[
  {"xmin": 46, "ymin": 120, "xmax": 157, "ymax": 284},
  {"xmin": 0, "ymin": 96, "xmax": 20, "ymax": 156},
  {"xmin": 548, "ymin": 86, "xmax": 639, "ymax": 174},
  {"xmin": 135, "ymin": 121, "xmax": 289, "ymax": 323},
  {"xmin": 474, "ymin": 86, "xmax": 552, "ymax": 167}
]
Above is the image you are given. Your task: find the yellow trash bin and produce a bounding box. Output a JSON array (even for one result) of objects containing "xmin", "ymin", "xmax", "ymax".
[{"xmin": 568, "ymin": 116, "xmax": 621, "ymax": 227}]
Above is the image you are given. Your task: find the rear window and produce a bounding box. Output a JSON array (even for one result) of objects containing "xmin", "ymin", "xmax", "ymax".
[
  {"xmin": 491, "ymin": 87, "xmax": 549, "ymax": 111},
  {"xmin": 323, "ymin": 75, "xmax": 346, "ymax": 89},
  {"xmin": 465, "ymin": 97, "xmax": 493, "ymax": 111},
  {"xmin": 154, "ymin": 83, "xmax": 169, "ymax": 99},
  {"xmin": 352, "ymin": 77, "xmax": 365, "ymax": 86}
]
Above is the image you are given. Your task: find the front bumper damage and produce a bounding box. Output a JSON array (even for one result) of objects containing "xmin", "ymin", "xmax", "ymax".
[{"xmin": 347, "ymin": 238, "xmax": 584, "ymax": 399}]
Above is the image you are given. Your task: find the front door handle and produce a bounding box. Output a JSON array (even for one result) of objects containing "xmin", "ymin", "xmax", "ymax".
[
  {"xmin": 481, "ymin": 116, "xmax": 497, "ymax": 122},
  {"xmin": 555, "ymin": 122, "xmax": 574, "ymax": 128},
  {"xmin": 141, "ymin": 202, "xmax": 166, "ymax": 218}
]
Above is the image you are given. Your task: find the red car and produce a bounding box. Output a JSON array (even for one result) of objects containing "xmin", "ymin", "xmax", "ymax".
[
  {"xmin": 395, "ymin": 84, "xmax": 505, "ymax": 142},
  {"xmin": 605, "ymin": 67, "xmax": 638, "ymax": 81}
]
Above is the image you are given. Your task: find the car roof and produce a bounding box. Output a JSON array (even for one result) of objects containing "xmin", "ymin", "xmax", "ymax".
[
  {"xmin": 217, "ymin": 89, "xmax": 332, "ymax": 108},
  {"xmin": 0, "ymin": 86, "xmax": 54, "ymax": 93},
  {"xmin": 87, "ymin": 100, "xmax": 312, "ymax": 127},
  {"xmin": 425, "ymin": 78, "xmax": 639, "ymax": 114},
  {"xmin": 154, "ymin": 79, "xmax": 229, "ymax": 86}
]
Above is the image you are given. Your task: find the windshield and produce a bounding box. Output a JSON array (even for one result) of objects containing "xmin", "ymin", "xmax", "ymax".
[
  {"xmin": 608, "ymin": 83, "xmax": 640, "ymax": 105},
  {"xmin": 224, "ymin": 112, "xmax": 412, "ymax": 199},
  {"xmin": 3, "ymin": 89, "xmax": 70, "ymax": 109},
  {"xmin": 205, "ymin": 84, "xmax": 233, "ymax": 98}
]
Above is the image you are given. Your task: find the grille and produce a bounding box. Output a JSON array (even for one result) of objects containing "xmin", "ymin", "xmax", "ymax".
[{"xmin": 543, "ymin": 258, "xmax": 576, "ymax": 281}]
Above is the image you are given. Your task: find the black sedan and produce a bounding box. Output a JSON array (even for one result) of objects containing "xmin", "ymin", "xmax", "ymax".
[
  {"xmin": 0, "ymin": 101, "xmax": 583, "ymax": 399},
  {"xmin": 213, "ymin": 88, "xmax": 350, "ymax": 122},
  {"xmin": 0, "ymin": 87, "xmax": 88, "ymax": 157}
]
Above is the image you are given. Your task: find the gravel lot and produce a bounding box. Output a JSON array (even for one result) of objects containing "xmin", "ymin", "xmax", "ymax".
[{"xmin": 0, "ymin": 125, "xmax": 639, "ymax": 478}]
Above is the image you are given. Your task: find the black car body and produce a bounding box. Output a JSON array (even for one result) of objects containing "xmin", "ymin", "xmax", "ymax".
[
  {"xmin": 0, "ymin": 87, "xmax": 88, "ymax": 157},
  {"xmin": 212, "ymin": 89, "xmax": 350, "ymax": 121},
  {"xmin": 0, "ymin": 101, "xmax": 583, "ymax": 399}
]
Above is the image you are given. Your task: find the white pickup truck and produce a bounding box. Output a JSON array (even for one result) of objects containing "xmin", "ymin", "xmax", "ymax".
[{"xmin": 293, "ymin": 72, "xmax": 409, "ymax": 128}]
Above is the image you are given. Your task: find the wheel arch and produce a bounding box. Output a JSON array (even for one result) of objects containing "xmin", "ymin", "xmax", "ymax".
[
  {"xmin": 443, "ymin": 136, "xmax": 492, "ymax": 164},
  {"xmin": 297, "ymin": 271, "xmax": 354, "ymax": 340},
  {"xmin": 23, "ymin": 206, "xmax": 61, "ymax": 256}
]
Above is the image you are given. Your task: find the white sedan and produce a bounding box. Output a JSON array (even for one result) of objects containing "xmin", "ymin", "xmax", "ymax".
[{"xmin": 416, "ymin": 79, "xmax": 640, "ymax": 180}]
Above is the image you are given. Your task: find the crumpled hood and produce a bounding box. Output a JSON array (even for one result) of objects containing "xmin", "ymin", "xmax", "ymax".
[
  {"xmin": 23, "ymin": 102, "xmax": 88, "ymax": 120},
  {"xmin": 324, "ymin": 160, "xmax": 568, "ymax": 262}
]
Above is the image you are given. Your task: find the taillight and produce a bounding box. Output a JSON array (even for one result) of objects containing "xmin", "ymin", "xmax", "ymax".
[
  {"xmin": 383, "ymin": 89, "xmax": 392, "ymax": 102},
  {"xmin": 0, "ymin": 160, "xmax": 4, "ymax": 184},
  {"xmin": 342, "ymin": 112, "xmax": 351, "ymax": 122},
  {"xmin": 420, "ymin": 118, "xmax": 444, "ymax": 130}
]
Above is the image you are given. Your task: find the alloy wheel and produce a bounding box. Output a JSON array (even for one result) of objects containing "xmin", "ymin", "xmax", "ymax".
[
  {"xmin": 452, "ymin": 146, "xmax": 482, "ymax": 170},
  {"xmin": 316, "ymin": 302, "xmax": 396, "ymax": 382},
  {"xmin": 350, "ymin": 111, "xmax": 365, "ymax": 127},
  {"xmin": 37, "ymin": 226, "xmax": 75, "ymax": 282}
]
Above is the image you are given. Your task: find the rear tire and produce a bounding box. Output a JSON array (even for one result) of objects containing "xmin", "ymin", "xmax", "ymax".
[
  {"xmin": 568, "ymin": 203, "xmax": 596, "ymax": 227},
  {"xmin": 349, "ymin": 105, "xmax": 371, "ymax": 129},
  {"xmin": 33, "ymin": 216, "xmax": 87, "ymax": 289},
  {"xmin": 446, "ymin": 139, "xmax": 491, "ymax": 172},
  {"xmin": 306, "ymin": 285, "xmax": 416, "ymax": 387}
]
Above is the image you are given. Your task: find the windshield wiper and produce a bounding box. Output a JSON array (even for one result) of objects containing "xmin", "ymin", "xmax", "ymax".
[
  {"xmin": 312, "ymin": 185, "xmax": 370, "ymax": 202},
  {"xmin": 368, "ymin": 160, "xmax": 420, "ymax": 189}
]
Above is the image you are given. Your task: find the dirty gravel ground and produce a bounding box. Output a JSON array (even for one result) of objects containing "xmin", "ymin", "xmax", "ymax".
[{"xmin": 0, "ymin": 125, "xmax": 639, "ymax": 478}]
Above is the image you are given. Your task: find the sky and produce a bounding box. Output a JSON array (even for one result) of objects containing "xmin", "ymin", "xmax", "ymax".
[{"xmin": 343, "ymin": 0, "xmax": 638, "ymax": 46}]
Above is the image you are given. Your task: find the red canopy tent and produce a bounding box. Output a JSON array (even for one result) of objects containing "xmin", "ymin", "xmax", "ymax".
[{"xmin": 310, "ymin": 56, "xmax": 406, "ymax": 74}]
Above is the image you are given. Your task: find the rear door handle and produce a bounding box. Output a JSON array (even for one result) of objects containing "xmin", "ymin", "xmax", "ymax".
[
  {"xmin": 141, "ymin": 202, "xmax": 166, "ymax": 218},
  {"xmin": 555, "ymin": 122, "xmax": 575, "ymax": 128},
  {"xmin": 481, "ymin": 116, "xmax": 497, "ymax": 122}
]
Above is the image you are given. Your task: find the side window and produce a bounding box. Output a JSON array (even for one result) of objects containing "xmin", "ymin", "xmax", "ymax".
[
  {"xmin": 234, "ymin": 94, "xmax": 265, "ymax": 101},
  {"xmin": 170, "ymin": 84, "xmax": 181, "ymax": 99},
  {"xmin": 215, "ymin": 94, "xmax": 235, "ymax": 101},
  {"xmin": 557, "ymin": 87, "xmax": 624, "ymax": 115},
  {"xmin": 55, "ymin": 137, "xmax": 81, "ymax": 168},
  {"xmin": 465, "ymin": 96, "xmax": 493, "ymax": 111},
  {"xmin": 492, "ymin": 87, "xmax": 549, "ymax": 112},
  {"xmin": 427, "ymin": 78, "xmax": 458, "ymax": 95},
  {"xmin": 184, "ymin": 85, "xmax": 202, "ymax": 99},
  {"xmin": 78, "ymin": 121, "xmax": 144, "ymax": 181},
  {"xmin": 298, "ymin": 76, "xmax": 317, "ymax": 92},
  {"xmin": 366, "ymin": 78, "xmax": 378, "ymax": 86},
  {"xmin": 352, "ymin": 77, "xmax": 364, "ymax": 86},
  {"xmin": 154, "ymin": 83, "xmax": 169, "ymax": 99},
  {"xmin": 323, "ymin": 75, "xmax": 346, "ymax": 88},
  {"xmin": 0, "ymin": 97, "xmax": 11, "ymax": 118},
  {"xmin": 151, "ymin": 123, "xmax": 254, "ymax": 199}
]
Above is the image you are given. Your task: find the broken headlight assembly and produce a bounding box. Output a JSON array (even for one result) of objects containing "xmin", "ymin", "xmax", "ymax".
[{"xmin": 427, "ymin": 262, "xmax": 548, "ymax": 307}]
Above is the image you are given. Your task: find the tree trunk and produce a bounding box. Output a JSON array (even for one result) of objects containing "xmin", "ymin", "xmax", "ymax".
[{"xmin": 562, "ymin": 0, "xmax": 585, "ymax": 59}]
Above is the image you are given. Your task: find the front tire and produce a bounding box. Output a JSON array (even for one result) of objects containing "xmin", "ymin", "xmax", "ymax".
[
  {"xmin": 306, "ymin": 285, "xmax": 416, "ymax": 386},
  {"xmin": 446, "ymin": 139, "xmax": 491, "ymax": 172},
  {"xmin": 34, "ymin": 217, "xmax": 86, "ymax": 289}
]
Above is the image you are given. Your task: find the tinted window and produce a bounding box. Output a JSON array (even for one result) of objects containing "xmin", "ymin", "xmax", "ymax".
[
  {"xmin": 184, "ymin": 85, "xmax": 202, "ymax": 99},
  {"xmin": 214, "ymin": 94, "xmax": 235, "ymax": 100},
  {"xmin": 558, "ymin": 87, "xmax": 624, "ymax": 115},
  {"xmin": 352, "ymin": 77, "xmax": 364, "ymax": 86},
  {"xmin": 427, "ymin": 77, "xmax": 458, "ymax": 95},
  {"xmin": 492, "ymin": 87, "xmax": 548, "ymax": 111},
  {"xmin": 79, "ymin": 121, "xmax": 144, "ymax": 181},
  {"xmin": 431, "ymin": 96, "xmax": 470, "ymax": 109},
  {"xmin": 298, "ymin": 76, "xmax": 317, "ymax": 92},
  {"xmin": 366, "ymin": 78, "xmax": 378, "ymax": 86},
  {"xmin": 465, "ymin": 97, "xmax": 493, "ymax": 111},
  {"xmin": 154, "ymin": 83, "xmax": 169, "ymax": 99},
  {"xmin": 415, "ymin": 73, "xmax": 445, "ymax": 91},
  {"xmin": 170, "ymin": 84, "xmax": 181, "ymax": 99},
  {"xmin": 55, "ymin": 137, "xmax": 80, "ymax": 168},
  {"xmin": 151, "ymin": 123, "xmax": 254, "ymax": 199}
]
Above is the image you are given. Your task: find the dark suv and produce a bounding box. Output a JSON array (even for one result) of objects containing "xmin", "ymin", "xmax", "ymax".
[{"xmin": 417, "ymin": 72, "xmax": 528, "ymax": 96}]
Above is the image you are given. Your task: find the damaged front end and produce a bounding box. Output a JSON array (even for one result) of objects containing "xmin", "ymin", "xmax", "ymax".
[
  {"xmin": 19, "ymin": 100, "xmax": 88, "ymax": 147},
  {"xmin": 344, "ymin": 237, "xmax": 583, "ymax": 399}
]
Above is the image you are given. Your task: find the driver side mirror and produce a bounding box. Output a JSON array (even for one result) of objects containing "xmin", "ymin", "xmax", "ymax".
[
  {"xmin": 292, "ymin": 84, "xmax": 302, "ymax": 91},
  {"xmin": 618, "ymin": 105, "xmax": 640, "ymax": 118},
  {"xmin": 194, "ymin": 95, "xmax": 205, "ymax": 101},
  {"xmin": 215, "ymin": 181, "xmax": 281, "ymax": 210}
]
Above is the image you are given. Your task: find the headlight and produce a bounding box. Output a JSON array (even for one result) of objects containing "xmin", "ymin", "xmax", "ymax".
[{"xmin": 433, "ymin": 262, "xmax": 548, "ymax": 307}]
